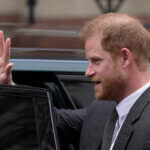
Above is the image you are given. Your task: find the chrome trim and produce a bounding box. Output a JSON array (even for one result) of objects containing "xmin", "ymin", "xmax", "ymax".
[{"xmin": 11, "ymin": 59, "xmax": 88, "ymax": 72}]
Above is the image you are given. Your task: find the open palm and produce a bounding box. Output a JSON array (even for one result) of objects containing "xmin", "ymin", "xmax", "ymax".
[{"xmin": 0, "ymin": 31, "xmax": 13, "ymax": 85}]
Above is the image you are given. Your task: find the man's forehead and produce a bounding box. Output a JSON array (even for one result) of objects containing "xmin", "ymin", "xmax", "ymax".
[{"xmin": 85, "ymin": 35, "xmax": 101, "ymax": 50}]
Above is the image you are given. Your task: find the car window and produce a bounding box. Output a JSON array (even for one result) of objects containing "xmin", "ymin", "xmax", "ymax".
[
  {"xmin": 12, "ymin": 71, "xmax": 77, "ymax": 109},
  {"xmin": 57, "ymin": 74, "xmax": 95, "ymax": 108},
  {"xmin": 13, "ymin": 70, "xmax": 94, "ymax": 109}
]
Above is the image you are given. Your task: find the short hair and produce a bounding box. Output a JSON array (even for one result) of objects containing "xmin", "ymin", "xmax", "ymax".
[{"xmin": 80, "ymin": 13, "xmax": 150, "ymax": 70}]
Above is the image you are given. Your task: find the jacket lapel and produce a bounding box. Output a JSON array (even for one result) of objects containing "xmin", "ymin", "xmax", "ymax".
[{"xmin": 113, "ymin": 87, "xmax": 150, "ymax": 150}]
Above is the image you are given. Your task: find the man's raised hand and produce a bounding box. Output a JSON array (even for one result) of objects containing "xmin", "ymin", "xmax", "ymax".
[{"xmin": 0, "ymin": 31, "xmax": 14, "ymax": 85}]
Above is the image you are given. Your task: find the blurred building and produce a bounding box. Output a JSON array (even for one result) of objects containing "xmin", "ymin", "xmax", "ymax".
[
  {"xmin": 1, "ymin": 0, "xmax": 150, "ymax": 49},
  {"xmin": 0, "ymin": 0, "xmax": 150, "ymax": 25}
]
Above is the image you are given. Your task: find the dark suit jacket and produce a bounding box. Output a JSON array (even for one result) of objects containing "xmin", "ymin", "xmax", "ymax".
[{"xmin": 56, "ymin": 87, "xmax": 150, "ymax": 150}]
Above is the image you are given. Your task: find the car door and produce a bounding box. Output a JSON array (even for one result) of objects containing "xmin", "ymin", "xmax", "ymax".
[{"xmin": 0, "ymin": 84, "xmax": 60, "ymax": 150}]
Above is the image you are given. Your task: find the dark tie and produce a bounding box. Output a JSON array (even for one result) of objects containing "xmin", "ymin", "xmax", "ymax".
[{"xmin": 101, "ymin": 108, "xmax": 118, "ymax": 150}]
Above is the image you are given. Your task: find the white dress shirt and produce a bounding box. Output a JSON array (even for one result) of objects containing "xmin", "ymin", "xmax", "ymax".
[{"xmin": 110, "ymin": 81, "xmax": 150, "ymax": 150}]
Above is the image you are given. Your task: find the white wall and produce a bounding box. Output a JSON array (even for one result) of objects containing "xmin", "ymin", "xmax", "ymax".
[
  {"xmin": 35, "ymin": 0, "xmax": 100, "ymax": 18},
  {"xmin": 0, "ymin": 0, "xmax": 150, "ymax": 19},
  {"xmin": 119, "ymin": 0, "xmax": 150, "ymax": 16}
]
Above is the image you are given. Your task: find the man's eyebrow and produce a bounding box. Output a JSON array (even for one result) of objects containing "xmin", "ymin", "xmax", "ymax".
[
  {"xmin": 90, "ymin": 56, "xmax": 103, "ymax": 60},
  {"xmin": 85, "ymin": 56, "xmax": 103, "ymax": 62}
]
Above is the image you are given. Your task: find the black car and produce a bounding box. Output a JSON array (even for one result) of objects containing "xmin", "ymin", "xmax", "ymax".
[{"xmin": 0, "ymin": 26, "xmax": 95, "ymax": 150}]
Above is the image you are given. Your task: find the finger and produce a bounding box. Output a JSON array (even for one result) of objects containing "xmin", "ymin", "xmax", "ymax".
[
  {"xmin": 3, "ymin": 38, "xmax": 11, "ymax": 65},
  {"xmin": 0, "ymin": 31, "xmax": 5, "ymax": 56},
  {"xmin": 5, "ymin": 63, "xmax": 13, "ymax": 77}
]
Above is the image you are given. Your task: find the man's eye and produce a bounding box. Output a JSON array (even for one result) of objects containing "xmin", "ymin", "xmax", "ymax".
[{"xmin": 92, "ymin": 59, "xmax": 101, "ymax": 65}]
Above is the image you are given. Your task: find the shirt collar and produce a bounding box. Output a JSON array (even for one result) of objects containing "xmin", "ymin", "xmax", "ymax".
[{"xmin": 116, "ymin": 82, "xmax": 150, "ymax": 119}]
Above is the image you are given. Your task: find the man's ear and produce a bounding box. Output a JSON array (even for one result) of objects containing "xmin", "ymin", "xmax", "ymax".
[{"xmin": 120, "ymin": 48, "xmax": 132, "ymax": 68}]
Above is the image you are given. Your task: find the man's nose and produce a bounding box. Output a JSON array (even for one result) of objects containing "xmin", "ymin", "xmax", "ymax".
[{"xmin": 85, "ymin": 64, "xmax": 95, "ymax": 77}]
